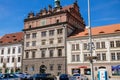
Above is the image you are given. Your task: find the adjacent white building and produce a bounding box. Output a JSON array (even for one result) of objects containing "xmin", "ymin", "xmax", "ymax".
[
  {"xmin": 67, "ymin": 24, "xmax": 120, "ymax": 79},
  {"xmin": 0, "ymin": 32, "xmax": 23, "ymax": 73}
]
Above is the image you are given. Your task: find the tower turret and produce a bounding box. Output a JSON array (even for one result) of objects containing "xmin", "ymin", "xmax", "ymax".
[{"xmin": 54, "ymin": 0, "xmax": 61, "ymax": 8}]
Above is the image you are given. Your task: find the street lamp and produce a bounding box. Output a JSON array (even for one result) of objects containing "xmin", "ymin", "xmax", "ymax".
[{"xmin": 87, "ymin": 0, "xmax": 95, "ymax": 80}]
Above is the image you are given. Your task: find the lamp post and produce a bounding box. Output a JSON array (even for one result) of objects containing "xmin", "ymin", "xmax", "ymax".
[{"xmin": 87, "ymin": 0, "xmax": 95, "ymax": 80}]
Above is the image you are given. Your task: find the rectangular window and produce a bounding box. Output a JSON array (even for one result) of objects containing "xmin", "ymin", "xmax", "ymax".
[
  {"xmin": 102, "ymin": 53, "xmax": 106, "ymax": 60},
  {"xmin": 25, "ymin": 65, "xmax": 28, "ymax": 71},
  {"xmin": 49, "ymin": 50, "xmax": 53, "ymax": 57},
  {"xmin": 58, "ymin": 37, "xmax": 62, "ymax": 43},
  {"xmin": 49, "ymin": 39, "xmax": 54, "ymax": 44},
  {"xmin": 32, "ymin": 33, "xmax": 37, "ymax": 38},
  {"xmin": 7, "ymin": 48, "xmax": 10, "ymax": 54},
  {"xmin": 26, "ymin": 52, "xmax": 29, "ymax": 59},
  {"xmin": 41, "ymin": 50, "xmax": 45, "ymax": 58},
  {"xmin": 49, "ymin": 30, "xmax": 54, "ymax": 36},
  {"xmin": 76, "ymin": 44, "xmax": 80, "ymax": 50},
  {"xmin": 1, "ymin": 57, "xmax": 3, "ymax": 63},
  {"xmin": 76, "ymin": 55, "xmax": 80, "ymax": 61},
  {"xmin": 58, "ymin": 64, "xmax": 62, "ymax": 70},
  {"xmin": 50, "ymin": 64, "xmax": 54, "ymax": 71},
  {"xmin": 26, "ymin": 42, "xmax": 30, "ymax": 47},
  {"xmin": 1, "ymin": 49, "xmax": 4, "ymax": 54},
  {"xmin": 26, "ymin": 34, "xmax": 30, "ymax": 39},
  {"xmin": 72, "ymin": 44, "xmax": 75, "ymax": 51},
  {"xmin": 18, "ymin": 57, "xmax": 21, "ymax": 62},
  {"xmin": 12, "ymin": 47, "xmax": 16, "ymax": 54},
  {"xmin": 72, "ymin": 55, "xmax": 75, "ymax": 62},
  {"xmin": 57, "ymin": 28, "xmax": 63, "ymax": 35},
  {"xmin": 12, "ymin": 57, "xmax": 15, "ymax": 63},
  {"xmin": 41, "ymin": 31, "xmax": 46, "ymax": 37},
  {"xmin": 96, "ymin": 42, "xmax": 100, "ymax": 49},
  {"xmin": 31, "ymin": 65, "xmax": 35, "ymax": 71},
  {"xmin": 116, "ymin": 41, "xmax": 120, "ymax": 47},
  {"xmin": 7, "ymin": 57, "xmax": 10, "ymax": 63},
  {"xmin": 58, "ymin": 49, "xmax": 62, "ymax": 57},
  {"xmin": 111, "ymin": 53, "xmax": 115, "ymax": 60},
  {"xmin": 117, "ymin": 52, "xmax": 120, "ymax": 60},
  {"xmin": 83, "ymin": 43, "xmax": 87, "ymax": 50},
  {"xmin": 97, "ymin": 54, "xmax": 100, "ymax": 60},
  {"xmin": 32, "ymin": 51, "xmax": 36, "ymax": 58},
  {"xmin": 101, "ymin": 42, "xmax": 105, "ymax": 48},
  {"xmin": 32, "ymin": 41, "xmax": 36, "ymax": 46},
  {"xmin": 41, "ymin": 40, "xmax": 46, "ymax": 45},
  {"xmin": 84, "ymin": 54, "xmax": 87, "ymax": 61},
  {"xmin": 18, "ymin": 47, "xmax": 21, "ymax": 53},
  {"xmin": 110, "ymin": 41, "xmax": 114, "ymax": 48}
]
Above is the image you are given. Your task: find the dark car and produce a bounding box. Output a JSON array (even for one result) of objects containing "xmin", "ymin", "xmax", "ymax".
[
  {"xmin": 59, "ymin": 74, "xmax": 69, "ymax": 80},
  {"xmin": 0, "ymin": 73, "xmax": 20, "ymax": 80},
  {"xmin": 29, "ymin": 73, "xmax": 56, "ymax": 80}
]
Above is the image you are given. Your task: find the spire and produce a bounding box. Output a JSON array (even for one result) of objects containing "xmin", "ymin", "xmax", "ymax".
[{"xmin": 54, "ymin": 0, "xmax": 61, "ymax": 8}]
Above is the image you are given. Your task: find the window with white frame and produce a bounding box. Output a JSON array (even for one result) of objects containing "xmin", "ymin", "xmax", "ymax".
[
  {"xmin": 32, "ymin": 33, "xmax": 37, "ymax": 38},
  {"xmin": 83, "ymin": 43, "xmax": 87, "ymax": 50},
  {"xmin": 71, "ymin": 54, "xmax": 80, "ymax": 62},
  {"xmin": 18, "ymin": 47, "xmax": 21, "ymax": 53},
  {"xmin": 8, "ymin": 48, "xmax": 10, "ymax": 54},
  {"xmin": 84, "ymin": 54, "xmax": 90, "ymax": 61},
  {"xmin": 18, "ymin": 57, "xmax": 21, "ymax": 62},
  {"xmin": 101, "ymin": 42, "xmax": 106, "ymax": 48},
  {"xmin": 41, "ymin": 31, "xmax": 46, "ymax": 37},
  {"xmin": 1, "ymin": 48, "xmax": 4, "ymax": 55},
  {"xmin": 110, "ymin": 41, "xmax": 114, "ymax": 48},
  {"xmin": 111, "ymin": 52, "xmax": 120, "ymax": 61},
  {"xmin": 49, "ymin": 49, "xmax": 54, "ymax": 57},
  {"xmin": 57, "ymin": 28, "xmax": 63, "ymax": 35},
  {"xmin": 12, "ymin": 47, "xmax": 16, "ymax": 54},
  {"xmin": 41, "ymin": 50, "xmax": 46, "ymax": 58},
  {"xmin": 111, "ymin": 53, "xmax": 115, "ymax": 60},
  {"xmin": 72, "ymin": 44, "xmax": 80, "ymax": 51},
  {"xmin": 26, "ymin": 42, "xmax": 30, "ymax": 47},
  {"xmin": 26, "ymin": 34, "xmax": 30, "ymax": 39},
  {"xmin": 32, "ymin": 41, "xmax": 36, "ymax": 46},
  {"xmin": 96, "ymin": 52, "xmax": 106, "ymax": 61},
  {"xmin": 49, "ymin": 30, "xmax": 54, "ymax": 36},
  {"xmin": 116, "ymin": 41, "xmax": 120, "ymax": 47},
  {"xmin": 41, "ymin": 40, "xmax": 46, "ymax": 45}
]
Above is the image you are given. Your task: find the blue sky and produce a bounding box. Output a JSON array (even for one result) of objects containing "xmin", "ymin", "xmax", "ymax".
[{"xmin": 0, "ymin": 0, "xmax": 120, "ymax": 36}]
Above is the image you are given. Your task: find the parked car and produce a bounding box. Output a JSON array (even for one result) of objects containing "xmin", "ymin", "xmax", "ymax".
[
  {"xmin": 59, "ymin": 74, "xmax": 69, "ymax": 80},
  {"xmin": 72, "ymin": 74, "xmax": 88, "ymax": 80},
  {"xmin": 14, "ymin": 72, "xmax": 31, "ymax": 80},
  {"xmin": 29, "ymin": 73, "xmax": 56, "ymax": 80},
  {"xmin": 0, "ymin": 73, "xmax": 21, "ymax": 80}
]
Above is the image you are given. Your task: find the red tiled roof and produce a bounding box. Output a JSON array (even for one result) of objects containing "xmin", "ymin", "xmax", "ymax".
[
  {"xmin": 0, "ymin": 32, "xmax": 23, "ymax": 44},
  {"xmin": 69, "ymin": 24, "xmax": 120, "ymax": 38}
]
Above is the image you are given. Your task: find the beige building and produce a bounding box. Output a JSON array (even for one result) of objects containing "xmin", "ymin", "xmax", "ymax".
[
  {"xmin": 22, "ymin": 0, "xmax": 85, "ymax": 75},
  {"xmin": 67, "ymin": 24, "xmax": 120, "ymax": 79}
]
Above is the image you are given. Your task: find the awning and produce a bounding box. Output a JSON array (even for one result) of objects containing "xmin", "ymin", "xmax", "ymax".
[{"xmin": 78, "ymin": 66, "xmax": 87, "ymax": 68}]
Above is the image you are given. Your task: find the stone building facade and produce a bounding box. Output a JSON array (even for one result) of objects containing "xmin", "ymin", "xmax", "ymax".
[
  {"xmin": 67, "ymin": 24, "xmax": 120, "ymax": 80},
  {"xmin": 22, "ymin": 0, "xmax": 85, "ymax": 75}
]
